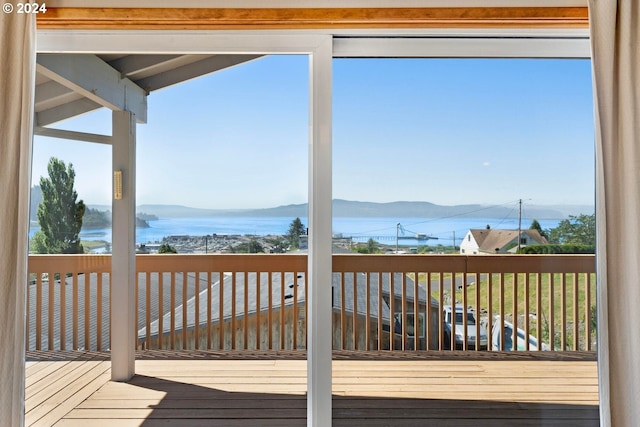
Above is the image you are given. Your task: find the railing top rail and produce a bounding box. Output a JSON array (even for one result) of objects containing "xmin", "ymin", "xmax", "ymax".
[
  {"xmin": 28, "ymin": 253, "xmax": 595, "ymax": 274},
  {"xmin": 28, "ymin": 254, "xmax": 112, "ymax": 273},
  {"xmin": 136, "ymin": 254, "xmax": 308, "ymax": 272},
  {"xmin": 333, "ymin": 254, "xmax": 595, "ymax": 274}
]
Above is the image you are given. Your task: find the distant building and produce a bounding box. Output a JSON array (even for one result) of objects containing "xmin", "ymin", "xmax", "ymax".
[{"xmin": 459, "ymin": 227, "xmax": 548, "ymax": 255}]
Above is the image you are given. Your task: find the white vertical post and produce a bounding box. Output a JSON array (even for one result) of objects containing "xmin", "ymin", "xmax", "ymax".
[
  {"xmin": 111, "ymin": 110, "xmax": 136, "ymax": 381},
  {"xmin": 307, "ymin": 37, "xmax": 333, "ymax": 427}
]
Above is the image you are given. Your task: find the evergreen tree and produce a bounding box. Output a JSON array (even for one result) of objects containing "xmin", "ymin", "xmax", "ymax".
[
  {"xmin": 529, "ymin": 219, "xmax": 549, "ymax": 240},
  {"xmin": 31, "ymin": 158, "xmax": 85, "ymax": 254},
  {"xmin": 287, "ymin": 217, "xmax": 306, "ymax": 249},
  {"xmin": 158, "ymin": 243, "xmax": 178, "ymax": 254}
]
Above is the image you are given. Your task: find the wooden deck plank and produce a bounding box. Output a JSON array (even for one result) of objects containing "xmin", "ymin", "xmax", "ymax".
[
  {"xmin": 26, "ymin": 362, "xmax": 110, "ymax": 427},
  {"xmin": 24, "ymin": 352, "xmax": 599, "ymax": 427},
  {"xmin": 26, "ymin": 360, "xmax": 103, "ymax": 408}
]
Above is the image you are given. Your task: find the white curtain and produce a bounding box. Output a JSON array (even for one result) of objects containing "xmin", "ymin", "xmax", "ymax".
[
  {"xmin": 589, "ymin": 1, "xmax": 640, "ymax": 426},
  {"xmin": 0, "ymin": 11, "xmax": 35, "ymax": 427}
]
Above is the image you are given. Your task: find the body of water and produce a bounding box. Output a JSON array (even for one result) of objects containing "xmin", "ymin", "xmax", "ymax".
[{"xmin": 68, "ymin": 216, "xmax": 563, "ymax": 248}]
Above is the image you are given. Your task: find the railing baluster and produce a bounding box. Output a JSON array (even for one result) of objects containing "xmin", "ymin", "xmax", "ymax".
[
  {"xmin": 561, "ymin": 272, "xmax": 567, "ymax": 351},
  {"xmin": 268, "ymin": 271, "xmax": 273, "ymax": 350},
  {"xmin": 244, "ymin": 271, "xmax": 249, "ymax": 350},
  {"xmin": 84, "ymin": 273, "xmax": 90, "ymax": 351},
  {"xmin": 231, "ymin": 273, "xmax": 237, "ymax": 350},
  {"xmin": 206, "ymin": 271, "xmax": 212, "ymax": 350},
  {"xmin": 524, "ymin": 273, "xmax": 530, "ymax": 351},
  {"xmin": 513, "ymin": 272, "xmax": 518, "ymax": 353},
  {"xmin": 293, "ymin": 271, "xmax": 298, "ymax": 350},
  {"xmin": 413, "ymin": 271, "xmax": 418, "ymax": 352},
  {"xmin": 499, "ymin": 273, "xmax": 505, "ymax": 351},
  {"xmin": 352, "ymin": 272, "xmax": 357, "ymax": 350},
  {"xmin": 449, "ymin": 272, "xmax": 455, "ymax": 351},
  {"xmin": 549, "ymin": 272, "xmax": 555, "ymax": 351},
  {"xmin": 487, "ymin": 273, "xmax": 492, "ymax": 351},
  {"xmin": 72, "ymin": 273, "xmax": 78, "ymax": 350},
  {"xmin": 377, "ymin": 272, "xmax": 382, "ymax": 351},
  {"xmin": 389, "ymin": 272, "xmax": 395, "ymax": 351},
  {"xmin": 170, "ymin": 271, "xmax": 176, "ymax": 350},
  {"xmin": 194, "ymin": 272, "xmax": 200, "ymax": 350},
  {"xmin": 341, "ymin": 271, "xmax": 346, "ymax": 350},
  {"xmin": 426, "ymin": 272, "xmax": 431, "ymax": 351},
  {"xmin": 158, "ymin": 272, "xmax": 164, "ymax": 349},
  {"xmin": 365, "ymin": 272, "xmax": 371, "ymax": 351},
  {"xmin": 401, "ymin": 273, "xmax": 407, "ymax": 351},
  {"xmin": 97, "ymin": 273, "xmax": 103, "ymax": 351},
  {"xmin": 279, "ymin": 272, "xmax": 285, "ymax": 350},
  {"xmin": 219, "ymin": 271, "xmax": 224, "ymax": 350},
  {"xmin": 438, "ymin": 271, "xmax": 444, "ymax": 351},
  {"xmin": 60, "ymin": 272, "xmax": 66, "ymax": 351},
  {"xmin": 585, "ymin": 273, "xmax": 592, "ymax": 351},
  {"xmin": 462, "ymin": 272, "xmax": 468, "ymax": 351},
  {"xmin": 536, "ymin": 273, "xmax": 542, "ymax": 351},
  {"xmin": 48, "ymin": 270, "xmax": 55, "ymax": 351},
  {"xmin": 36, "ymin": 273, "xmax": 42, "ymax": 351},
  {"xmin": 182, "ymin": 271, "xmax": 188, "ymax": 350},
  {"xmin": 145, "ymin": 271, "xmax": 151, "ymax": 349},
  {"xmin": 256, "ymin": 272, "xmax": 261, "ymax": 350},
  {"xmin": 573, "ymin": 273, "xmax": 579, "ymax": 351},
  {"xmin": 474, "ymin": 273, "xmax": 480, "ymax": 352}
]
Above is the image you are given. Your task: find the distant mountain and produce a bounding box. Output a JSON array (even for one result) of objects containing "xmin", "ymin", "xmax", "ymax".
[
  {"xmin": 245, "ymin": 199, "xmax": 573, "ymax": 220},
  {"xmin": 84, "ymin": 200, "xmax": 593, "ymax": 220},
  {"xmin": 87, "ymin": 204, "xmax": 247, "ymax": 218}
]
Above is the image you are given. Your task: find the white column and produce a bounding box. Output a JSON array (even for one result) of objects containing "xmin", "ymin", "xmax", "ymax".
[
  {"xmin": 307, "ymin": 37, "xmax": 333, "ymax": 427},
  {"xmin": 111, "ymin": 111, "xmax": 136, "ymax": 381}
]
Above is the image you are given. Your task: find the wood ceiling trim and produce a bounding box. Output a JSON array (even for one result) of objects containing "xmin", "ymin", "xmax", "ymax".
[{"xmin": 37, "ymin": 7, "xmax": 589, "ymax": 30}]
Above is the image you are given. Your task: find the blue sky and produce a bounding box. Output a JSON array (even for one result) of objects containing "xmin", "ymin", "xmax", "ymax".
[{"xmin": 32, "ymin": 55, "xmax": 595, "ymax": 209}]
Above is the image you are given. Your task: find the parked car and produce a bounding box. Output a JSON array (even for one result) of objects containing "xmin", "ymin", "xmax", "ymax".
[
  {"xmin": 442, "ymin": 305, "xmax": 488, "ymax": 350},
  {"xmin": 491, "ymin": 316, "xmax": 549, "ymax": 351}
]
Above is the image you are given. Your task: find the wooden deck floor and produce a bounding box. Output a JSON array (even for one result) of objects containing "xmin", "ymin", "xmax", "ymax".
[{"xmin": 25, "ymin": 351, "xmax": 599, "ymax": 427}]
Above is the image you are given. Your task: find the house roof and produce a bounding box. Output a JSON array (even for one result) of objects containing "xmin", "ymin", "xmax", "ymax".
[
  {"xmin": 29, "ymin": 266, "xmax": 440, "ymax": 348},
  {"xmin": 142, "ymin": 270, "xmax": 439, "ymax": 340},
  {"xmin": 470, "ymin": 228, "xmax": 548, "ymax": 253}
]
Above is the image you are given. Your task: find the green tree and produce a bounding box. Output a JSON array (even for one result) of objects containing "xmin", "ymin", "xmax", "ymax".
[
  {"xmin": 233, "ymin": 239, "xmax": 264, "ymax": 253},
  {"xmin": 158, "ymin": 243, "xmax": 178, "ymax": 254},
  {"xmin": 31, "ymin": 158, "xmax": 85, "ymax": 254},
  {"xmin": 287, "ymin": 217, "xmax": 306, "ymax": 249},
  {"xmin": 548, "ymin": 213, "xmax": 595, "ymax": 246},
  {"xmin": 354, "ymin": 238, "xmax": 380, "ymax": 254},
  {"xmin": 529, "ymin": 219, "xmax": 549, "ymax": 240}
]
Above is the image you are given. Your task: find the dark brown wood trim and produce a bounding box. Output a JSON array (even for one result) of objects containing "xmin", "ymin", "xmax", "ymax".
[{"xmin": 37, "ymin": 7, "xmax": 589, "ymax": 30}]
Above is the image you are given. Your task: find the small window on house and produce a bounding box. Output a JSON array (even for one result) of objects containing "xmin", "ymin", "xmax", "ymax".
[
  {"xmin": 468, "ymin": 235, "xmax": 471, "ymax": 241},
  {"xmin": 520, "ymin": 237, "xmax": 527, "ymax": 244}
]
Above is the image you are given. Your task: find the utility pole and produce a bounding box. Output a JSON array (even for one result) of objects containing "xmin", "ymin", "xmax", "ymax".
[
  {"xmin": 396, "ymin": 223, "xmax": 400, "ymax": 254},
  {"xmin": 517, "ymin": 199, "xmax": 522, "ymax": 253},
  {"xmin": 453, "ymin": 231, "xmax": 456, "ymax": 252}
]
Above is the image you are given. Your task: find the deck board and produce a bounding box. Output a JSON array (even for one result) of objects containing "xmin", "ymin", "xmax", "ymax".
[{"xmin": 25, "ymin": 351, "xmax": 599, "ymax": 426}]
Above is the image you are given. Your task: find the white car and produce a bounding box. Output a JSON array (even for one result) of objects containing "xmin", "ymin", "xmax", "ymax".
[
  {"xmin": 491, "ymin": 316, "xmax": 549, "ymax": 351},
  {"xmin": 443, "ymin": 305, "xmax": 488, "ymax": 350}
]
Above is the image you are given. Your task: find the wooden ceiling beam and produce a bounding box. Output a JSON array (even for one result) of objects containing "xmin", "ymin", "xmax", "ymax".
[{"xmin": 37, "ymin": 7, "xmax": 589, "ymax": 30}]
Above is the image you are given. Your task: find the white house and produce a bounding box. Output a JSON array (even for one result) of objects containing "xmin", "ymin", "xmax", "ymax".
[{"xmin": 460, "ymin": 227, "xmax": 548, "ymax": 255}]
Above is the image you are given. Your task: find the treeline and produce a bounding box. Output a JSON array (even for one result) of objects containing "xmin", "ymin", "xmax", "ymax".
[
  {"xmin": 518, "ymin": 244, "xmax": 595, "ymax": 254},
  {"xmin": 83, "ymin": 208, "xmax": 153, "ymax": 229}
]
